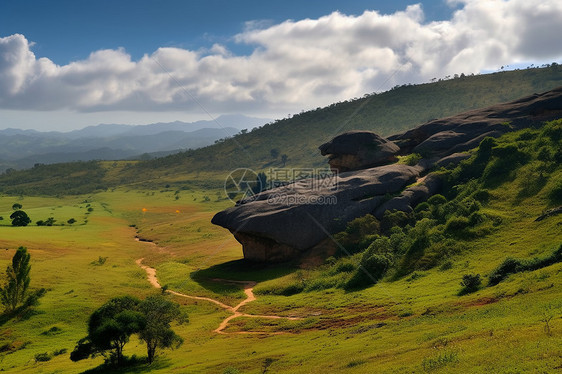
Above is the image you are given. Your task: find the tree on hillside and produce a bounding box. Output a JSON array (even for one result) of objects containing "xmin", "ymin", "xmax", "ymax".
[
  {"xmin": 12, "ymin": 203, "xmax": 22, "ymax": 210},
  {"xmin": 270, "ymin": 148, "xmax": 279, "ymax": 159},
  {"xmin": 10, "ymin": 210, "xmax": 31, "ymax": 226},
  {"xmin": 71, "ymin": 296, "xmax": 145, "ymax": 365},
  {"xmin": 281, "ymin": 154, "xmax": 288, "ymax": 167},
  {"xmin": 0, "ymin": 246, "xmax": 31, "ymax": 312},
  {"xmin": 139, "ymin": 295, "xmax": 185, "ymax": 364}
]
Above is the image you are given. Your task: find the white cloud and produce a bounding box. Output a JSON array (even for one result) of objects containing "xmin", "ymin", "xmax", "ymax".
[{"xmin": 1, "ymin": 0, "xmax": 561, "ymax": 119}]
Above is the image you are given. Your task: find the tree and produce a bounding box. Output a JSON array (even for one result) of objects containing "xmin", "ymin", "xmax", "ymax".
[
  {"xmin": 12, "ymin": 203, "xmax": 22, "ymax": 210},
  {"xmin": 67, "ymin": 218, "xmax": 77, "ymax": 225},
  {"xmin": 281, "ymin": 154, "xmax": 288, "ymax": 167},
  {"xmin": 10, "ymin": 210, "xmax": 31, "ymax": 226},
  {"xmin": 0, "ymin": 246, "xmax": 31, "ymax": 312},
  {"xmin": 270, "ymin": 148, "xmax": 279, "ymax": 159},
  {"xmin": 71, "ymin": 296, "xmax": 145, "ymax": 365},
  {"xmin": 139, "ymin": 295, "xmax": 185, "ymax": 364}
]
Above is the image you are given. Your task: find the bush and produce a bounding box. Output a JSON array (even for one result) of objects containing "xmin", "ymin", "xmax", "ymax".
[
  {"xmin": 35, "ymin": 352, "xmax": 51, "ymax": 362},
  {"xmin": 458, "ymin": 274, "xmax": 481, "ymax": 295},
  {"xmin": 414, "ymin": 202, "xmax": 430, "ymax": 213},
  {"xmin": 334, "ymin": 214, "xmax": 380, "ymax": 254},
  {"xmin": 488, "ymin": 244, "xmax": 562, "ymax": 286},
  {"xmin": 488, "ymin": 258, "xmax": 522, "ymax": 286},
  {"xmin": 427, "ymin": 194, "xmax": 447, "ymax": 206},
  {"xmin": 345, "ymin": 254, "xmax": 391, "ymax": 290},
  {"xmin": 445, "ymin": 216, "xmax": 470, "ymax": 236}
]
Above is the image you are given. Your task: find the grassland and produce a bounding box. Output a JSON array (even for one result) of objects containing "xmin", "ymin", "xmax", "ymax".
[{"xmin": 0, "ymin": 140, "xmax": 560, "ymax": 374}]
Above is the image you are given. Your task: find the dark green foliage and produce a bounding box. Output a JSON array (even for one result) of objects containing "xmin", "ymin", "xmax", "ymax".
[
  {"xmin": 37, "ymin": 217, "xmax": 56, "ymax": 226},
  {"xmin": 0, "ymin": 247, "xmax": 31, "ymax": 312},
  {"xmin": 334, "ymin": 214, "xmax": 380, "ymax": 254},
  {"xmin": 72, "ymin": 294, "xmax": 186, "ymax": 366},
  {"xmin": 138, "ymin": 295, "xmax": 185, "ymax": 364},
  {"xmin": 458, "ymin": 274, "xmax": 482, "ymax": 295},
  {"xmin": 10, "ymin": 210, "xmax": 31, "ymax": 226},
  {"xmin": 414, "ymin": 202, "xmax": 430, "ymax": 213},
  {"xmin": 34, "ymin": 352, "xmax": 51, "ymax": 362},
  {"xmin": 0, "ymin": 161, "xmax": 107, "ymax": 196},
  {"xmin": 427, "ymin": 194, "xmax": 447, "ymax": 206},
  {"xmin": 444, "ymin": 217, "xmax": 471, "ymax": 237},
  {"xmin": 345, "ymin": 252, "xmax": 391, "ymax": 290},
  {"xmin": 72, "ymin": 296, "xmax": 145, "ymax": 365},
  {"xmin": 488, "ymin": 244, "xmax": 562, "ymax": 286},
  {"xmin": 380, "ymin": 210, "xmax": 412, "ymax": 235},
  {"xmin": 11, "ymin": 203, "xmax": 22, "ymax": 210},
  {"xmin": 67, "ymin": 218, "xmax": 77, "ymax": 224}
]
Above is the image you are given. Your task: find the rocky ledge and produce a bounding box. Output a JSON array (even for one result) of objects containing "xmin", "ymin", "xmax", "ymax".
[{"xmin": 212, "ymin": 87, "xmax": 562, "ymax": 263}]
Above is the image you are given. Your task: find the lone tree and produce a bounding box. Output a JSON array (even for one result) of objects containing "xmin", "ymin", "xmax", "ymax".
[
  {"xmin": 139, "ymin": 295, "xmax": 185, "ymax": 364},
  {"xmin": 281, "ymin": 154, "xmax": 288, "ymax": 167},
  {"xmin": 0, "ymin": 246, "xmax": 31, "ymax": 313},
  {"xmin": 12, "ymin": 203, "xmax": 22, "ymax": 210},
  {"xmin": 71, "ymin": 296, "xmax": 145, "ymax": 365},
  {"xmin": 10, "ymin": 210, "xmax": 31, "ymax": 227}
]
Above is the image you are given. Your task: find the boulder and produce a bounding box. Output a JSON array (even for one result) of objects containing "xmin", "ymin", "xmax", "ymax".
[
  {"xmin": 436, "ymin": 152, "xmax": 471, "ymax": 168},
  {"xmin": 319, "ymin": 131, "xmax": 400, "ymax": 172},
  {"xmin": 212, "ymin": 164, "xmax": 421, "ymax": 262}
]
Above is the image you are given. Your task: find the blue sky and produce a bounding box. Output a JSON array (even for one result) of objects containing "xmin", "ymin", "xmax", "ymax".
[
  {"xmin": 1, "ymin": 1, "xmax": 459, "ymax": 65},
  {"xmin": 1, "ymin": 0, "xmax": 561, "ymax": 131}
]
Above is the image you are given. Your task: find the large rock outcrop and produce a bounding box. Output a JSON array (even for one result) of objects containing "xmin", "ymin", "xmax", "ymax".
[
  {"xmin": 212, "ymin": 164, "xmax": 422, "ymax": 262},
  {"xmin": 319, "ymin": 131, "xmax": 400, "ymax": 172},
  {"xmin": 212, "ymin": 87, "xmax": 562, "ymax": 263}
]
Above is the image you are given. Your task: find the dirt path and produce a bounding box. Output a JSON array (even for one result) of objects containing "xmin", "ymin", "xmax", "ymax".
[{"xmin": 136, "ymin": 258, "xmax": 301, "ymax": 334}]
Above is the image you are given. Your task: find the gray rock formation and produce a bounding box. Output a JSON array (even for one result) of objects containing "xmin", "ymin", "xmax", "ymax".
[
  {"xmin": 212, "ymin": 164, "xmax": 421, "ymax": 262},
  {"xmin": 318, "ymin": 131, "xmax": 400, "ymax": 172},
  {"xmin": 212, "ymin": 87, "xmax": 562, "ymax": 263},
  {"xmin": 388, "ymin": 87, "xmax": 562, "ymax": 156}
]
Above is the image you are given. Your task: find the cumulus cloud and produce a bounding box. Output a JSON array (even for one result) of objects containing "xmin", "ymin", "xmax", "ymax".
[{"xmin": 1, "ymin": 0, "xmax": 561, "ymax": 116}]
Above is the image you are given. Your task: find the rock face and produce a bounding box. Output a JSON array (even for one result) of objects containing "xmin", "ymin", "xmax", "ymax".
[
  {"xmin": 212, "ymin": 164, "xmax": 422, "ymax": 262},
  {"xmin": 212, "ymin": 87, "xmax": 562, "ymax": 263},
  {"xmin": 318, "ymin": 131, "xmax": 400, "ymax": 172},
  {"xmin": 388, "ymin": 87, "xmax": 562, "ymax": 156}
]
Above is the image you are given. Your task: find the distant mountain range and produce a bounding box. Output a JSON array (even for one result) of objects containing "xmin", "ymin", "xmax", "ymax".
[{"xmin": 0, "ymin": 114, "xmax": 268, "ymax": 170}]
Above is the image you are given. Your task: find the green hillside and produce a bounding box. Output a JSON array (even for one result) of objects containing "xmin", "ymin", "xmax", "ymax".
[
  {"xmin": 1, "ymin": 65, "xmax": 562, "ymax": 196},
  {"xmin": 0, "ymin": 120, "xmax": 559, "ymax": 373}
]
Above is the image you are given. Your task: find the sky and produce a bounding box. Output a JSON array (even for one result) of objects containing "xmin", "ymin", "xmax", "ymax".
[{"xmin": 1, "ymin": 0, "xmax": 561, "ymax": 131}]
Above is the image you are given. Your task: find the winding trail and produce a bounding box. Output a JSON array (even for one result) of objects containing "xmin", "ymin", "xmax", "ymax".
[{"xmin": 136, "ymin": 258, "xmax": 302, "ymax": 334}]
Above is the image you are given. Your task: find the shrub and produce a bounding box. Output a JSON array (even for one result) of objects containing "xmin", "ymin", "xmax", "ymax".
[
  {"xmin": 468, "ymin": 211, "xmax": 486, "ymax": 226},
  {"xmin": 488, "ymin": 244, "xmax": 562, "ymax": 286},
  {"xmin": 472, "ymin": 189, "xmax": 490, "ymax": 203},
  {"xmin": 380, "ymin": 210, "xmax": 412, "ymax": 235},
  {"xmin": 488, "ymin": 258, "xmax": 522, "ymax": 286},
  {"xmin": 334, "ymin": 214, "xmax": 380, "ymax": 254},
  {"xmin": 35, "ymin": 352, "xmax": 51, "ymax": 362},
  {"xmin": 414, "ymin": 202, "xmax": 430, "ymax": 213},
  {"xmin": 458, "ymin": 274, "xmax": 481, "ymax": 295},
  {"xmin": 427, "ymin": 194, "xmax": 447, "ymax": 206},
  {"xmin": 445, "ymin": 216, "xmax": 470, "ymax": 236},
  {"xmin": 345, "ymin": 254, "xmax": 391, "ymax": 290}
]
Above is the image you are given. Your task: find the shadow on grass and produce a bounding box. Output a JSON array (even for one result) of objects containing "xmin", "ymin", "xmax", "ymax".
[
  {"xmin": 81, "ymin": 356, "xmax": 171, "ymax": 374},
  {"xmin": 191, "ymin": 259, "xmax": 298, "ymax": 288}
]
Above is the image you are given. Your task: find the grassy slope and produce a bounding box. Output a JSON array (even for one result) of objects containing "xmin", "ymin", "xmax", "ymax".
[
  {"xmin": 0, "ymin": 126, "xmax": 560, "ymax": 373},
  {"xmin": 1, "ymin": 65, "xmax": 562, "ymax": 196}
]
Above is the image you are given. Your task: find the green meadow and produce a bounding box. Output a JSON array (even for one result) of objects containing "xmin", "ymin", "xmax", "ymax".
[{"xmin": 1, "ymin": 135, "xmax": 560, "ymax": 373}]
